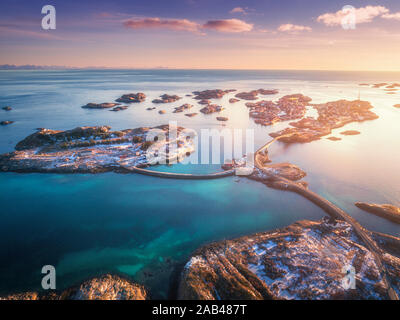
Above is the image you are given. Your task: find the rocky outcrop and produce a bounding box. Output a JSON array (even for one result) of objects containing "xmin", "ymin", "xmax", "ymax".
[
  {"xmin": 173, "ymin": 104, "xmax": 193, "ymax": 113},
  {"xmin": 200, "ymin": 104, "xmax": 223, "ymax": 114},
  {"xmin": 185, "ymin": 113, "xmax": 198, "ymax": 117},
  {"xmin": 229, "ymin": 98, "xmax": 240, "ymax": 103},
  {"xmin": 110, "ymin": 106, "xmax": 128, "ymax": 112},
  {"xmin": 192, "ymin": 89, "xmax": 235, "ymax": 100},
  {"xmin": 252, "ymin": 163, "xmax": 306, "ymax": 182},
  {"xmin": 179, "ymin": 218, "xmax": 400, "ymax": 300},
  {"xmin": 216, "ymin": 117, "xmax": 228, "ymax": 121},
  {"xmin": 152, "ymin": 94, "xmax": 181, "ymax": 103},
  {"xmin": 116, "ymin": 93, "xmax": 146, "ymax": 103},
  {"xmin": 235, "ymin": 91, "xmax": 258, "ymax": 101},
  {"xmin": 235, "ymin": 89, "xmax": 278, "ymax": 101},
  {"xmin": 0, "ymin": 125, "xmax": 194, "ymax": 173},
  {"xmin": 0, "ymin": 274, "xmax": 147, "ymax": 300},
  {"xmin": 355, "ymin": 203, "xmax": 400, "ymax": 224},
  {"xmin": 62, "ymin": 274, "xmax": 147, "ymax": 300},
  {"xmin": 327, "ymin": 137, "xmax": 342, "ymax": 141},
  {"xmin": 386, "ymin": 83, "xmax": 400, "ymax": 89},
  {"xmin": 0, "ymin": 121, "xmax": 14, "ymax": 126},
  {"xmin": 82, "ymin": 102, "xmax": 119, "ymax": 109},
  {"xmin": 198, "ymin": 99, "xmax": 211, "ymax": 105},
  {"xmin": 341, "ymin": 130, "xmax": 360, "ymax": 136},
  {"xmin": 372, "ymin": 83, "xmax": 388, "ymax": 88}
]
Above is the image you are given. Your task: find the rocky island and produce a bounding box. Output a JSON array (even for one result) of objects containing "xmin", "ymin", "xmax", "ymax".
[
  {"xmin": 355, "ymin": 202, "xmax": 400, "ymax": 224},
  {"xmin": 235, "ymin": 89, "xmax": 279, "ymax": 100},
  {"xmin": 270, "ymin": 99, "xmax": 378, "ymax": 143},
  {"xmin": 246, "ymin": 94, "xmax": 310, "ymax": 126},
  {"xmin": 0, "ymin": 125, "xmax": 194, "ymax": 173},
  {"xmin": 200, "ymin": 104, "xmax": 223, "ymax": 114},
  {"xmin": 185, "ymin": 113, "xmax": 198, "ymax": 117},
  {"xmin": 2, "ymin": 106, "xmax": 12, "ymax": 111},
  {"xmin": 340, "ymin": 130, "xmax": 361, "ymax": 136},
  {"xmin": 110, "ymin": 105, "xmax": 128, "ymax": 112},
  {"xmin": 82, "ymin": 102, "xmax": 120, "ymax": 109},
  {"xmin": 0, "ymin": 274, "xmax": 147, "ymax": 300},
  {"xmin": 327, "ymin": 136, "xmax": 342, "ymax": 141},
  {"xmin": 116, "ymin": 93, "xmax": 146, "ymax": 103},
  {"xmin": 179, "ymin": 218, "xmax": 400, "ymax": 300},
  {"xmin": 173, "ymin": 104, "xmax": 193, "ymax": 113},
  {"xmin": 1, "ymin": 121, "xmax": 14, "ymax": 126},
  {"xmin": 192, "ymin": 89, "xmax": 235, "ymax": 100},
  {"xmin": 152, "ymin": 94, "xmax": 181, "ymax": 103}
]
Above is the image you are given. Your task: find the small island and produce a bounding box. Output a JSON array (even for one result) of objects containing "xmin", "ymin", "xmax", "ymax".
[
  {"xmin": 152, "ymin": 94, "xmax": 181, "ymax": 103},
  {"xmin": 192, "ymin": 89, "xmax": 235, "ymax": 100},
  {"xmin": 173, "ymin": 104, "xmax": 193, "ymax": 113},
  {"xmin": 235, "ymin": 89, "xmax": 279, "ymax": 100},
  {"xmin": 270, "ymin": 99, "xmax": 378, "ymax": 143},
  {"xmin": 0, "ymin": 125, "xmax": 194, "ymax": 173},
  {"xmin": 340, "ymin": 130, "xmax": 360, "ymax": 136},
  {"xmin": 200, "ymin": 104, "xmax": 223, "ymax": 114},
  {"xmin": 116, "ymin": 93, "xmax": 146, "ymax": 103},
  {"xmin": 82, "ymin": 102, "xmax": 120, "ymax": 109},
  {"xmin": 355, "ymin": 202, "xmax": 400, "ymax": 224},
  {"xmin": 327, "ymin": 136, "xmax": 342, "ymax": 141},
  {"xmin": 246, "ymin": 94, "xmax": 310, "ymax": 126},
  {"xmin": 110, "ymin": 105, "xmax": 128, "ymax": 112},
  {"xmin": 1, "ymin": 121, "xmax": 14, "ymax": 126}
]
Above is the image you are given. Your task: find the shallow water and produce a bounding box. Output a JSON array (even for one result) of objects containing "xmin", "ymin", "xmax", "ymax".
[{"xmin": 0, "ymin": 69, "xmax": 399, "ymax": 297}]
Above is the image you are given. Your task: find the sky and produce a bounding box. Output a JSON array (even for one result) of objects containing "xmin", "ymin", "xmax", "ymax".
[{"xmin": 1, "ymin": 0, "xmax": 400, "ymax": 70}]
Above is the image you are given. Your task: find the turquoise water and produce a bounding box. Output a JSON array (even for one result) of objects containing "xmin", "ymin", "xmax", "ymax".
[{"xmin": 0, "ymin": 69, "xmax": 399, "ymax": 298}]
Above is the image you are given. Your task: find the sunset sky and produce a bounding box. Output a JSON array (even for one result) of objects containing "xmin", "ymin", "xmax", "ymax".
[{"xmin": 1, "ymin": 0, "xmax": 400, "ymax": 70}]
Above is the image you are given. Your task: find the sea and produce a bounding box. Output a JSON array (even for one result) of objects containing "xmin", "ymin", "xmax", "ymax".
[{"xmin": 0, "ymin": 69, "xmax": 399, "ymax": 298}]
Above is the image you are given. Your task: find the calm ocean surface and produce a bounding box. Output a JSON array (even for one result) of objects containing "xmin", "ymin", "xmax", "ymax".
[{"xmin": 0, "ymin": 69, "xmax": 399, "ymax": 298}]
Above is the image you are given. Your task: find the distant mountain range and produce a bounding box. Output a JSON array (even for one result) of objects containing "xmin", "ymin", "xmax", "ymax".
[
  {"xmin": 0, "ymin": 64, "xmax": 171, "ymax": 70},
  {"xmin": 0, "ymin": 64, "xmax": 75, "ymax": 70}
]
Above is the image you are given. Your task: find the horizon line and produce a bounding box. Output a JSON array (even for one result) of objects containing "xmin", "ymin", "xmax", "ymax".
[{"xmin": 2, "ymin": 65, "xmax": 400, "ymax": 73}]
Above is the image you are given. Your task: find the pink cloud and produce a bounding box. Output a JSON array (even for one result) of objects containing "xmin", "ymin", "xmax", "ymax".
[
  {"xmin": 278, "ymin": 24, "xmax": 312, "ymax": 33},
  {"xmin": 202, "ymin": 19, "xmax": 253, "ymax": 33},
  {"xmin": 123, "ymin": 17, "xmax": 199, "ymax": 33},
  {"xmin": 382, "ymin": 12, "xmax": 400, "ymax": 21},
  {"xmin": 230, "ymin": 7, "xmax": 246, "ymax": 15},
  {"xmin": 123, "ymin": 17, "xmax": 253, "ymax": 34},
  {"xmin": 317, "ymin": 5, "xmax": 389, "ymax": 26}
]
